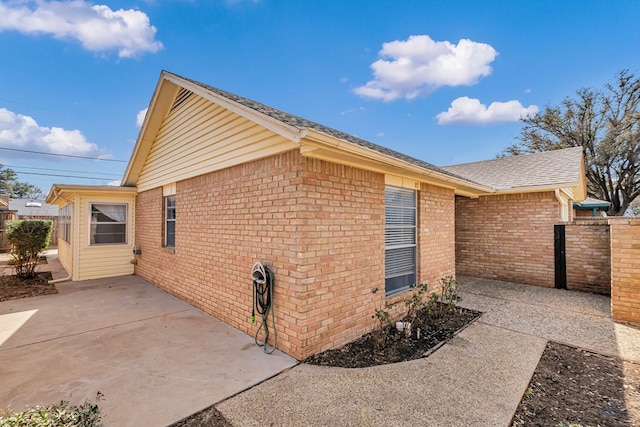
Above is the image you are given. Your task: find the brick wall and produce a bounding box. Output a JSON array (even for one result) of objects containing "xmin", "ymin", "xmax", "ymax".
[
  {"xmin": 609, "ymin": 218, "xmax": 640, "ymax": 326},
  {"xmin": 135, "ymin": 149, "xmax": 460, "ymax": 359},
  {"xmin": 455, "ymin": 191, "xmax": 559, "ymax": 287},
  {"xmin": 565, "ymin": 220, "xmax": 610, "ymax": 294},
  {"xmin": 419, "ymin": 184, "xmax": 456, "ymax": 289},
  {"xmin": 294, "ymin": 158, "xmax": 386, "ymax": 356}
]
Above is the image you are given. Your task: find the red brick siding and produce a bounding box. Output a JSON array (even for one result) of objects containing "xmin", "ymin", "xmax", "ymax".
[
  {"xmin": 419, "ymin": 184, "xmax": 456, "ymax": 290},
  {"xmin": 136, "ymin": 150, "xmax": 460, "ymax": 359},
  {"xmin": 135, "ymin": 151, "xmax": 308, "ymax": 358},
  {"xmin": 565, "ymin": 220, "xmax": 610, "ymax": 294},
  {"xmin": 295, "ymin": 158, "xmax": 386, "ymax": 356},
  {"xmin": 609, "ymin": 218, "xmax": 640, "ymax": 326},
  {"xmin": 455, "ymin": 192, "xmax": 558, "ymax": 287}
]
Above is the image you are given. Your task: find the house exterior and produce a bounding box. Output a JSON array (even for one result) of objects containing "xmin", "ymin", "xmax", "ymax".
[
  {"xmin": 47, "ymin": 71, "xmax": 589, "ymax": 359},
  {"xmin": 573, "ymin": 197, "xmax": 611, "ymax": 218},
  {"xmin": 9, "ymin": 198, "xmax": 60, "ymax": 246},
  {"xmin": 442, "ymin": 148, "xmax": 587, "ymax": 289},
  {"xmin": 46, "ymin": 185, "xmax": 137, "ymax": 281}
]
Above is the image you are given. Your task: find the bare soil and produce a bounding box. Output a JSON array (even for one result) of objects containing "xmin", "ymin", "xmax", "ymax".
[
  {"xmin": 0, "ymin": 271, "xmax": 55, "ymax": 302},
  {"xmin": 512, "ymin": 341, "xmax": 640, "ymax": 427}
]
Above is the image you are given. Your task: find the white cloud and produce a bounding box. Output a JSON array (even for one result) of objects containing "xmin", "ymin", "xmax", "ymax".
[
  {"xmin": 340, "ymin": 106, "xmax": 365, "ymax": 116},
  {"xmin": 376, "ymin": 132, "xmax": 385, "ymax": 138},
  {"xmin": 354, "ymin": 35, "xmax": 498, "ymax": 101},
  {"xmin": 136, "ymin": 107, "xmax": 148, "ymax": 127},
  {"xmin": 0, "ymin": 1, "xmax": 162, "ymax": 58},
  {"xmin": 436, "ymin": 97, "xmax": 539, "ymax": 125},
  {"xmin": 107, "ymin": 179, "xmax": 122, "ymax": 186},
  {"xmin": 0, "ymin": 107, "xmax": 102, "ymax": 156}
]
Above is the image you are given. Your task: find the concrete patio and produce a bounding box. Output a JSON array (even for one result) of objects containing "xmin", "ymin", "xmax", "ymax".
[
  {"xmin": 0, "ymin": 255, "xmax": 297, "ymax": 426},
  {"xmin": 2, "ymin": 255, "xmax": 640, "ymax": 426}
]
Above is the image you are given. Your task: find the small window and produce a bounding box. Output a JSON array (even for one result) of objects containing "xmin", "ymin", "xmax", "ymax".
[
  {"xmin": 165, "ymin": 195, "xmax": 176, "ymax": 248},
  {"xmin": 90, "ymin": 204, "xmax": 127, "ymax": 245},
  {"xmin": 59, "ymin": 204, "xmax": 72, "ymax": 243}
]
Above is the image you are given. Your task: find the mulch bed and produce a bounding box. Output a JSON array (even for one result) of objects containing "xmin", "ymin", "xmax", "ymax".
[
  {"xmin": 512, "ymin": 341, "xmax": 640, "ymax": 426},
  {"xmin": 305, "ymin": 305, "xmax": 482, "ymax": 368},
  {"xmin": 170, "ymin": 406, "xmax": 232, "ymax": 427},
  {"xmin": 0, "ymin": 271, "xmax": 56, "ymax": 302}
]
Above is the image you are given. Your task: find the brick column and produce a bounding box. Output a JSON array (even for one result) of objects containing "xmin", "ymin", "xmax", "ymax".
[{"xmin": 609, "ymin": 218, "xmax": 640, "ymax": 326}]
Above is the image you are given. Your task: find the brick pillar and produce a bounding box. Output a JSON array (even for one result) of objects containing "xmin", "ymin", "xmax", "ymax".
[{"xmin": 609, "ymin": 218, "xmax": 640, "ymax": 326}]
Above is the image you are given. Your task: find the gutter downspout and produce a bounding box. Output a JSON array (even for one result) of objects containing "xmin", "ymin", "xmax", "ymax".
[{"xmin": 555, "ymin": 189, "xmax": 569, "ymax": 222}]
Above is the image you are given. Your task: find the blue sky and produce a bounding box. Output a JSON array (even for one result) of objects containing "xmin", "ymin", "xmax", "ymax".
[{"xmin": 1, "ymin": 0, "xmax": 639, "ymax": 195}]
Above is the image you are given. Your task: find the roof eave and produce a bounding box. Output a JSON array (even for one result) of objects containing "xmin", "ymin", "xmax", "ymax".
[{"xmin": 300, "ymin": 129, "xmax": 494, "ymax": 196}]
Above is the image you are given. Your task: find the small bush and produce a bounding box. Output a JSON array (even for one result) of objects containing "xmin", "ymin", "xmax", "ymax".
[
  {"xmin": 5, "ymin": 220, "xmax": 52, "ymax": 279},
  {"xmin": 0, "ymin": 393, "xmax": 103, "ymax": 427}
]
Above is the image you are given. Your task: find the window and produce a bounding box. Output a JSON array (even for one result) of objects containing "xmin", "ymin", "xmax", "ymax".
[
  {"xmin": 59, "ymin": 204, "xmax": 72, "ymax": 243},
  {"xmin": 164, "ymin": 195, "xmax": 176, "ymax": 247},
  {"xmin": 90, "ymin": 204, "xmax": 127, "ymax": 245},
  {"xmin": 385, "ymin": 186, "xmax": 417, "ymax": 296}
]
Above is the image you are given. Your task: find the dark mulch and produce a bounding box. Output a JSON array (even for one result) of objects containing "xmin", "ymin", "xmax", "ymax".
[
  {"xmin": 0, "ymin": 271, "xmax": 56, "ymax": 302},
  {"xmin": 305, "ymin": 305, "xmax": 482, "ymax": 368},
  {"xmin": 512, "ymin": 342, "xmax": 640, "ymax": 427},
  {"xmin": 170, "ymin": 406, "xmax": 232, "ymax": 427}
]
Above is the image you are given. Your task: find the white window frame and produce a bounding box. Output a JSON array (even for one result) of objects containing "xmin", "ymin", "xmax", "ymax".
[
  {"xmin": 88, "ymin": 203, "xmax": 128, "ymax": 246},
  {"xmin": 59, "ymin": 204, "xmax": 72, "ymax": 243},
  {"xmin": 164, "ymin": 195, "xmax": 176, "ymax": 248},
  {"xmin": 384, "ymin": 185, "xmax": 417, "ymax": 296}
]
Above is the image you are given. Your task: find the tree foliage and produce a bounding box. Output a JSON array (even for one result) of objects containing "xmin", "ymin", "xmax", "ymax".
[
  {"xmin": 505, "ymin": 70, "xmax": 640, "ymax": 215},
  {"xmin": 0, "ymin": 165, "xmax": 43, "ymax": 199},
  {"xmin": 5, "ymin": 220, "xmax": 52, "ymax": 279}
]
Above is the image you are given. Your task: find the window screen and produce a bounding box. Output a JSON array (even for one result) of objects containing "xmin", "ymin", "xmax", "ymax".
[{"xmin": 385, "ymin": 186, "xmax": 416, "ymax": 296}]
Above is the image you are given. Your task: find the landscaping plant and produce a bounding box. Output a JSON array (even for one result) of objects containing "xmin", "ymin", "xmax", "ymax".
[
  {"xmin": 5, "ymin": 220, "xmax": 52, "ymax": 279},
  {"xmin": 0, "ymin": 393, "xmax": 103, "ymax": 427}
]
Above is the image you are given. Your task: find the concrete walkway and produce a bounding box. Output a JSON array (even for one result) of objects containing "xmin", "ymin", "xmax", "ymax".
[
  {"xmin": 0, "ymin": 256, "xmax": 297, "ymax": 426},
  {"xmin": 217, "ymin": 276, "xmax": 640, "ymax": 426}
]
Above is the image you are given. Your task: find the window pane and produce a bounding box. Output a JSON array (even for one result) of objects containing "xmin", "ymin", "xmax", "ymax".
[
  {"xmin": 90, "ymin": 203, "xmax": 127, "ymax": 245},
  {"xmin": 384, "ymin": 185, "xmax": 416, "ymax": 296},
  {"xmin": 165, "ymin": 195, "xmax": 176, "ymax": 247},
  {"xmin": 91, "ymin": 224, "xmax": 126, "ymax": 244},
  {"xmin": 385, "ymin": 227, "xmax": 416, "ymax": 247},
  {"xmin": 166, "ymin": 221, "xmax": 175, "ymax": 247}
]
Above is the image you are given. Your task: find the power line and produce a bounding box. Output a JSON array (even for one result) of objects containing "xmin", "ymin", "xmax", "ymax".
[
  {"xmin": 12, "ymin": 171, "xmax": 118, "ymax": 181},
  {"xmin": 2, "ymin": 164, "xmax": 121, "ymax": 177},
  {"xmin": 0, "ymin": 147, "xmax": 128, "ymax": 162}
]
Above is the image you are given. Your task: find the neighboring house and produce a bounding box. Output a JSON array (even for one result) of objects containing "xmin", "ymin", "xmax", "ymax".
[
  {"xmin": 9, "ymin": 198, "xmax": 60, "ymax": 246},
  {"xmin": 573, "ymin": 197, "xmax": 610, "ymax": 217},
  {"xmin": 442, "ymin": 148, "xmax": 587, "ymax": 289},
  {"xmin": 47, "ymin": 71, "xmax": 587, "ymax": 360}
]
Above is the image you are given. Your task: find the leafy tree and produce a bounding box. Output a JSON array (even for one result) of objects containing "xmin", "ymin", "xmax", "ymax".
[
  {"xmin": 0, "ymin": 165, "xmax": 43, "ymax": 199},
  {"xmin": 504, "ymin": 70, "xmax": 640, "ymax": 215}
]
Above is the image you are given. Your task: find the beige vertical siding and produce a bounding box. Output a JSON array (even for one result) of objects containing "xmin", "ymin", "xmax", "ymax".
[
  {"xmin": 76, "ymin": 194, "xmax": 136, "ymax": 280},
  {"xmin": 136, "ymin": 93, "xmax": 299, "ymax": 192}
]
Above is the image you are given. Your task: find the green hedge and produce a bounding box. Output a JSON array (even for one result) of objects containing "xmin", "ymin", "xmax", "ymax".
[{"xmin": 5, "ymin": 220, "xmax": 52, "ymax": 279}]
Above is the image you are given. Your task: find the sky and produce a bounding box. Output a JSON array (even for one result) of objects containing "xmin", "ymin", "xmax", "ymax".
[{"xmin": 1, "ymin": 0, "xmax": 639, "ymax": 196}]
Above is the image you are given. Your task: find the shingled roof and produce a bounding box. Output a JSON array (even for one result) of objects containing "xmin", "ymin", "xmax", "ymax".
[
  {"xmin": 442, "ymin": 146, "xmax": 585, "ymax": 191},
  {"xmin": 170, "ymin": 72, "xmax": 471, "ymax": 184}
]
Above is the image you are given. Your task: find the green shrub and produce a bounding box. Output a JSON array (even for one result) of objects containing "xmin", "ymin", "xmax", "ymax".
[
  {"xmin": 5, "ymin": 220, "xmax": 52, "ymax": 279},
  {"xmin": 0, "ymin": 393, "xmax": 103, "ymax": 427}
]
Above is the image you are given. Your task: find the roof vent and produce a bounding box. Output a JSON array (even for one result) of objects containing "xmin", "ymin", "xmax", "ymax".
[
  {"xmin": 171, "ymin": 88, "xmax": 193, "ymax": 112},
  {"xmin": 25, "ymin": 202, "xmax": 42, "ymax": 208}
]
